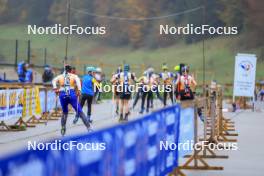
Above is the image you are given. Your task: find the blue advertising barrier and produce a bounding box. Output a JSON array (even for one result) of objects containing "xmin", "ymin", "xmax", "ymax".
[
  {"xmin": 0, "ymin": 104, "xmax": 192, "ymax": 176},
  {"xmin": 178, "ymin": 107, "xmax": 195, "ymax": 157}
]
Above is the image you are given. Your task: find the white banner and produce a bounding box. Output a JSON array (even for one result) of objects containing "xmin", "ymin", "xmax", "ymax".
[
  {"xmin": 233, "ymin": 53, "xmax": 257, "ymax": 98},
  {"xmin": 47, "ymin": 90, "xmax": 58, "ymax": 111},
  {"xmin": 0, "ymin": 89, "xmax": 23, "ymax": 121},
  {"xmin": 39, "ymin": 91, "xmax": 46, "ymax": 113}
]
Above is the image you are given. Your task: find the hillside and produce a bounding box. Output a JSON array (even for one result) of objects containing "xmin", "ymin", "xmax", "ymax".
[{"xmin": 0, "ymin": 24, "xmax": 263, "ymax": 83}]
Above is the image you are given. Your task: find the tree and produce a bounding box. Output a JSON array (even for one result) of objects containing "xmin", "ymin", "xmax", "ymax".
[{"xmin": 48, "ymin": 0, "xmax": 67, "ymax": 25}]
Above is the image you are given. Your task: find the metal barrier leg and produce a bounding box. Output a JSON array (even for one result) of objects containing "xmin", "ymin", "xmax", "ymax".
[
  {"xmin": 0, "ymin": 121, "xmax": 11, "ymax": 131},
  {"xmin": 170, "ymin": 168, "xmax": 186, "ymax": 176},
  {"xmin": 179, "ymin": 100, "xmax": 223, "ymax": 171},
  {"xmin": 14, "ymin": 117, "xmax": 35, "ymax": 128},
  {"xmin": 27, "ymin": 115, "xmax": 46, "ymax": 124}
]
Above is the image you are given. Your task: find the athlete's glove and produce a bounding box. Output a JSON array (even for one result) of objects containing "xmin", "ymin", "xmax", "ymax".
[
  {"xmin": 53, "ymin": 88, "xmax": 59, "ymax": 95},
  {"xmin": 76, "ymin": 90, "xmax": 81, "ymax": 97}
]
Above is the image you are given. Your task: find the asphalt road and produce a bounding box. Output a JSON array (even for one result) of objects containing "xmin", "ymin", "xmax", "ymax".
[
  {"xmin": 181, "ymin": 102, "xmax": 264, "ymax": 176},
  {"xmin": 0, "ymin": 99, "xmax": 164, "ymax": 158}
]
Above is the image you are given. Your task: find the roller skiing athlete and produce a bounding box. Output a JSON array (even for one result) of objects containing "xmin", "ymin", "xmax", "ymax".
[{"xmin": 52, "ymin": 64, "xmax": 91, "ymax": 136}]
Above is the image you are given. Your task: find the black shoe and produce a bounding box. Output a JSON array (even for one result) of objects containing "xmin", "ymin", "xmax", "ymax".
[
  {"xmin": 146, "ymin": 109, "xmax": 149, "ymax": 113},
  {"xmin": 85, "ymin": 121, "xmax": 91, "ymax": 129},
  {"xmin": 119, "ymin": 114, "xmax": 123, "ymax": 122},
  {"xmin": 139, "ymin": 109, "xmax": 144, "ymax": 114},
  {"xmin": 73, "ymin": 116, "xmax": 79, "ymax": 124},
  {"xmin": 124, "ymin": 113, "xmax": 129, "ymax": 121},
  {"xmin": 61, "ymin": 126, "xmax": 66, "ymax": 136},
  {"xmin": 88, "ymin": 116, "xmax": 93, "ymax": 123}
]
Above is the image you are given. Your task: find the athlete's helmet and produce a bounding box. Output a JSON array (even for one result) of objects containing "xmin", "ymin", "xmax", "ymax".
[
  {"xmin": 86, "ymin": 66, "xmax": 94, "ymax": 73},
  {"xmin": 116, "ymin": 66, "xmax": 122, "ymax": 73},
  {"xmin": 181, "ymin": 66, "xmax": 189, "ymax": 73},
  {"xmin": 147, "ymin": 67, "xmax": 154, "ymax": 74},
  {"xmin": 124, "ymin": 64, "xmax": 130, "ymax": 72},
  {"xmin": 162, "ymin": 63, "xmax": 168, "ymax": 71},
  {"xmin": 174, "ymin": 65, "xmax": 180, "ymax": 72},
  {"xmin": 65, "ymin": 64, "xmax": 72, "ymax": 73},
  {"xmin": 96, "ymin": 67, "xmax": 102, "ymax": 73}
]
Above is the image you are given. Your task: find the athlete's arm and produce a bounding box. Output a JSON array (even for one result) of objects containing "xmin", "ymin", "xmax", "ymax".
[
  {"xmin": 136, "ymin": 76, "xmax": 144, "ymax": 83},
  {"xmin": 191, "ymin": 76, "xmax": 197, "ymax": 87},
  {"xmin": 110, "ymin": 74, "xmax": 117, "ymax": 83},
  {"xmin": 175, "ymin": 74, "xmax": 180, "ymax": 85},
  {"xmin": 131, "ymin": 73, "xmax": 136, "ymax": 80},
  {"xmin": 92, "ymin": 78, "xmax": 100, "ymax": 89},
  {"xmin": 131, "ymin": 73, "xmax": 137, "ymax": 83},
  {"xmin": 52, "ymin": 75, "xmax": 60, "ymax": 89},
  {"xmin": 74, "ymin": 75, "xmax": 82, "ymax": 91}
]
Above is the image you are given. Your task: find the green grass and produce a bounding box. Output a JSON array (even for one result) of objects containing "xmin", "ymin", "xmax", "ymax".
[{"xmin": 0, "ymin": 24, "xmax": 263, "ymax": 84}]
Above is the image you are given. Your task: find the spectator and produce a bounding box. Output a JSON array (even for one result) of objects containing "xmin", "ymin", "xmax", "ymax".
[
  {"xmin": 94, "ymin": 67, "xmax": 103, "ymax": 103},
  {"xmin": 259, "ymin": 81, "xmax": 264, "ymax": 101},
  {"xmin": 25, "ymin": 64, "xmax": 33, "ymax": 83},
  {"xmin": 17, "ymin": 61, "xmax": 26, "ymax": 82},
  {"xmin": 42, "ymin": 65, "xmax": 54, "ymax": 83}
]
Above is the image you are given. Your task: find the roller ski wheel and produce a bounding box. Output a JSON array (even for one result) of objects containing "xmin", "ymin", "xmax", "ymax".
[
  {"xmin": 61, "ymin": 127, "xmax": 66, "ymax": 136},
  {"xmin": 87, "ymin": 126, "xmax": 93, "ymax": 132}
]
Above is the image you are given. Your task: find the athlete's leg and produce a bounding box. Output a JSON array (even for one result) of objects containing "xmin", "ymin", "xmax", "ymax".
[
  {"xmin": 146, "ymin": 91, "xmax": 153, "ymax": 112},
  {"xmin": 97, "ymin": 91, "xmax": 101, "ymax": 101},
  {"xmin": 73, "ymin": 94, "xmax": 87, "ymax": 124},
  {"xmin": 150, "ymin": 89, "xmax": 154, "ymax": 108},
  {"xmin": 163, "ymin": 91, "xmax": 168, "ymax": 106},
  {"xmin": 140, "ymin": 91, "xmax": 147, "ymax": 113},
  {"xmin": 169, "ymin": 90, "xmax": 174, "ymax": 104},
  {"xmin": 119, "ymin": 99, "xmax": 124, "ymax": 121},
  {"xmin": 70, "ymin": 92, "xmax": 90, "ymax": 129},
  {"xmin": 61, "ymin": 113, "xmax": 68, "ymax": 136},
  {"xmin": 59, "ymin": 92, "xmax": 69, "ymax": 135},
  {"xmin": 115, "ymin": 93, "xmax": 120, "ymax": 114},
  {"xmin": 80, "ymin": 94, "xmax": 87, "ymax": 108},
  {"xmin": 156, "ymin": 89, "xmax": 163, "ymax": 102},
  {"xmin": 59, "ymin": 92, "xmax": 69, "ymax": 115},
  {"xmin": 124, "ymin": 99, "xmax": 130, "ymax": 121},
  {"xmin": 87, "ymin": 95, "xmax": 93, "ymax": 116},
  {"xmin": 125, "ymin": 100, "xmax": 129, "ymax": 114},
  {"xmin": 133, "ymin": 91, "xmax": 140, "ymax": 108},
  {"xmin": 94, "ymin": 87, "xmax": 99, "ymax": 103},
  {"xmin": 87, "ymin": 95, "xmax": 93, "ymax": 123}
]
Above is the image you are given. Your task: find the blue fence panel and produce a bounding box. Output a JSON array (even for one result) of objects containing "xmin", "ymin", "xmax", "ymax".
[
  {"xmin": 0, "ymin": 104, "xmax": 181, "ymax": 176},
  {"xmin": 178, "ymin": 107, "xmax": 195, "ymax": 157}
]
